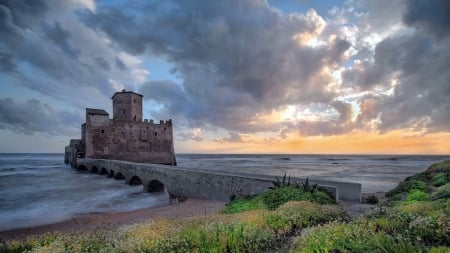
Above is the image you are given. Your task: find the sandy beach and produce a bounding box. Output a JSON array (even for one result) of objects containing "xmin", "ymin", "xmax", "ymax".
[{"xmin": 0, "ymin": 198, "xmax": 226, "ymax": 240}]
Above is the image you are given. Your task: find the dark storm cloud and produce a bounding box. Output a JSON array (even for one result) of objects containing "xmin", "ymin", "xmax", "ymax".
[
  {"xmin": 0, "ymin": 0, "xmax": 117, "ymax": 105},
  {"xmin": 84, "ymin": 0, "xmax": 347, "ymax": 133},
  {"xmin": 0, "ymin": 97, "xmax": 82, "ymax": 136},
  {"xmin": 42, "ymin": 22, "xmax": 81, "ymax": 58},
  {"xmin": 0, "ymin": 0, "xmax": 48, "ymax": 29},
  {"xmin": 0, "ymin": 0, "xmax": 126, "ymax": 137},
  {"xmin": 403, "ymin": 0, "xmax": 450, "ymax": 38}
]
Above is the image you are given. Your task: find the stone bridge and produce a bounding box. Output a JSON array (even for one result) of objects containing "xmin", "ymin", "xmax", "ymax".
[{"xmin": 76, "ymin": 158, "xmax": 362, "ymax": 202}]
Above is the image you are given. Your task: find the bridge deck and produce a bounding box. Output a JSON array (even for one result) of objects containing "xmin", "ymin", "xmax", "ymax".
[{"xmin": 76, "ymin": 158, "xmax": 362, "ymax": 202}]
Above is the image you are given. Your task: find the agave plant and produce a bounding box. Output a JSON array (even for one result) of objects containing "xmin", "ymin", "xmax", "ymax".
[
  {"xmin": 301, "ymin": 177, "xmax": 318, "ymax": 194},
  {"xmin": 269, "ymin": 173, "xmax": 291, "ymax": 189}
]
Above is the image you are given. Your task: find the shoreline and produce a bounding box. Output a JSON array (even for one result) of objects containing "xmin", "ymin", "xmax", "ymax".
[
  {"xmin": 0, "ymin": 198, "xmax": 226, "ymax": 240},
  {"xmin": 0, "ymin": 192, "xmax": 387, "ymax": 241}
]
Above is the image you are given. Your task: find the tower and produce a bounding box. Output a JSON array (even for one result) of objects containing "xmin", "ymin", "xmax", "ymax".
[{"xmin": 111, "ymin": 90, "xmax": 143, "ymax": 121}]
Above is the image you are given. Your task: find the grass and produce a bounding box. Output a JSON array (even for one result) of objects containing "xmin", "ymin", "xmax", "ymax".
[
  {"xmin": 2, "ymin": 161, "xmax": 449, "ymax": 252},
  {"xmin": 1, "ymin": 202, "xmax": 346, "ymax": 253},
  {"xmin": 223, "ymin": 177, "xmax": 335, "ymax": 213},
  {"xmin": 293, "ymin": 160, "xmax": 450, "ymax": 253}
]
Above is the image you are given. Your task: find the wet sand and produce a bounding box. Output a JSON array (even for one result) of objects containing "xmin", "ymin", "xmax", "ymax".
[{"xmin": 0, "ymin": 198, "xmax": 226, "ymax": 240}]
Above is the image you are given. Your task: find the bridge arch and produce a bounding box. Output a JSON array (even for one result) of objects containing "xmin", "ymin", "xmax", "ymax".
[
  {"xmin": 108, "ymin": 170, "xmax": 114, "ymax": 178},
  {"xmin": 100, "ymin": 167, "xmax": 108, "ymax": 175},
  {"xmin": 91, "ymin": 166, "xmax": 98, "ymax": 173},
  {"xmin": 115, "ymin": 172, "xmax": 125, "ymax": 180},
  {"xmin": 129, "ymin": 175, "xmax": 143, "ymax": 186},
  {"xmin": 147, "ymin": 179, "xmax": 165, "ymax": 193},
  {"xmin": 77, "ymin": 164, "xmax": 87, "ymax": 171}
]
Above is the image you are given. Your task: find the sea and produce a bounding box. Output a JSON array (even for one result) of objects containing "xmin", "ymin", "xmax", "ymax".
[{"xmin": 0, "ymin": 153, "xmax": 448, "ymax": 232}]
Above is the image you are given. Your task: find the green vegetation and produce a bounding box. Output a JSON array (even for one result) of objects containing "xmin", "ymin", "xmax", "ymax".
[
  {"xmin": 432, "ymin": 173, "xmax": 448, "ymax": 187},
  {"xmin": 1, "ymin": 201, "xmax": 347, "ymax": 253},
  {"xmin": 293, "ymin": 160, "xmax": 450, "ymax": 252},
  {"xmin": 223, "ymin": 177, "xmax": 335, "ymax": 213},
  {"xmin": 2, "ymin": 161, "xmax": 449, "ymax": 253}
]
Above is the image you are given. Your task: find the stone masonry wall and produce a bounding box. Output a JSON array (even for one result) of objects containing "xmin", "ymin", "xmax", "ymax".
[
  {"xmin": 112, "ymin": 92, "xmax": 142, "ymax": 121},
  {"xmin": 88, "ymin": 119, "xmax": 176, "ymax": 165}
]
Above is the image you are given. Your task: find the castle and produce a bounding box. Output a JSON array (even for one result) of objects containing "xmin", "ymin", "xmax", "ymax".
[{"xmin": 64, "ymin": 90, "xmax": 177, "ymax": 166}]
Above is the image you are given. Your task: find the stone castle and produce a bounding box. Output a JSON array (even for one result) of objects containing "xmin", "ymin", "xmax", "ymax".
[{"xmin": 64, "ymin": 90, "xmax": 177, "ymax": 166}]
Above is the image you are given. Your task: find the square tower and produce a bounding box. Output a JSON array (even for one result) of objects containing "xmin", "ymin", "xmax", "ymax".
[{"xmin": 111, "ymin": 90, "xmax": 143, "ymax": 121}]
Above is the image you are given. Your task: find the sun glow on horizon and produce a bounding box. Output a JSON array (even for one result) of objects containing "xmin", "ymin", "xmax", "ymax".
[{"xmin": 176, "ymin": 130, "xmax": 450, "ymax": 155}]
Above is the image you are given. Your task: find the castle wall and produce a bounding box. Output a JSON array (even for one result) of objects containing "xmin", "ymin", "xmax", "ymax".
[
  {"xmin": 87, "ymin": 119, "xmax": 176, "ymax": 165},
  {"xmin": 65, "ymin": 90, "xmax": 176, "ymax": 166},
  {"xmin": 85, "ymin": 113, "xmax": 110, "ymax": 157},
  {"xmin": 64, "ymin": 139, "xmax": 83, "ymax": 167}
]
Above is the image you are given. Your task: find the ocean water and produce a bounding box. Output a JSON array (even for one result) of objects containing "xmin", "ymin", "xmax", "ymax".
[{"xmin": 0, "ymin": 153, "xmax": 448, "ymax": 232}]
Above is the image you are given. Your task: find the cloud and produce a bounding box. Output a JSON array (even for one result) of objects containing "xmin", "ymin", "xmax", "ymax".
[
  {"xmin": 403, "ymin": 0, "xmax": 450, "ymax": 38},
  {"xmin": 0, "ymin": 97, "xmax": 83, "ymax": 136},
  {"xmin": 215, "ymin": 132, "xmax": 245, "ymax": 143},
  {"xmin": 0, "ymin": 0, "xmax": 151, "ymax": 121},
  {"xmin": 84, "ymin": 0, "xmax": 356, "ymax": 136},
  {"xmin": 42, "ymin": 21, "xmax": 81, "ymax": 58},
  {"xmin": 1, "ymin": 0, "xmax": 448, "ymax": 145}
]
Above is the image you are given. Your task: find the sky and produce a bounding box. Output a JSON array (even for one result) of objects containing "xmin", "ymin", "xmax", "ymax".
[{"xmin": 0, "ymin": 0, "xmax": 449, "ymax": 154}]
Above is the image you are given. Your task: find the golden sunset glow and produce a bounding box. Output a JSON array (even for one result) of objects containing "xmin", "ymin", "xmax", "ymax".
[{"xmin": 177, "ymin": 131, "xmax": 450, "ymax": 155}]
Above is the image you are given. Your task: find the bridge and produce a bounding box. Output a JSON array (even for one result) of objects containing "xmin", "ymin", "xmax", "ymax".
[{"xmin": 76, "ymin": 158, "xmax": 362, "ymax": 202}]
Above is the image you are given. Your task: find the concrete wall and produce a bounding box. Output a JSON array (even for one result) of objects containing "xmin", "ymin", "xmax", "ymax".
[{"xmin": 77, "ymin": 158, "xmax": 361, "ymax": 202}]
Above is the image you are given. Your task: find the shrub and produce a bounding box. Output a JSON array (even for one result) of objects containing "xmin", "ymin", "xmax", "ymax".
[
  {"xmin": 364, "ymin": 195, "xmax": 379, "ymax": 204},
  {"xmin": 261, "ymin": 186, "xmax": 334, "ymax": 210},
  {"xmin": 406, "ymin": 189, "xmax": 429, "ymax": 202},
  {"xmin": 387, "ymin": 180, "xmax": 428, "ymax": 197},
  {"xmin": 426, "ymin": 160, "xmax": 450, "ymax": 175},
  {"xmin": 431, "ymin": 183, "xmax": 450, "ymax": 200},
  {"xmin": 223, "ymin": 185, "xmax": 335, "ymax": 213},
  {"xmin": 295, "ymin": 204, "xmax": 448, "ymax": 253},
  {"xmin": 432, "ymin": 173, "xmax": 448, "ymax": 187},
  {"xmin": 222, "ymin": 195, "xmax": 265, "ymax": 214}
]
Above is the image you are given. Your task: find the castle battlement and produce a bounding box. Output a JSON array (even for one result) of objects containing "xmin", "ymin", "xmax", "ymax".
[{"xmin": 64, "ymin": 90, "xmax": 177, "ymax": 166}]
